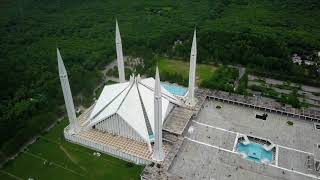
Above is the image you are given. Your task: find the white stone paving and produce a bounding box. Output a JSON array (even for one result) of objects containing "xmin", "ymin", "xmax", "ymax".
[
  {"xmin": 168, "ymin": 99, "xmax": 320, "ymax": 179},
  {"xmin": 198, "ymin": 100, "xmax": 320, "ymax": 153}
]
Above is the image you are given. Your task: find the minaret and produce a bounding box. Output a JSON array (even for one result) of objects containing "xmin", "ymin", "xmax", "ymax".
[
  {"xmin": 57, "ymin": 48, "xmax": 80, "ymax": 134},
  {"xmin": 115, "ymin": 20, "xmax": 125, "ymax": 83},
  {"xmin": 152, "ymin": 67, "xmax": 165, "ymax": 161},
  {"xmin": 187, "ymin": 29, "xmax": 197, "ymax": 105}
]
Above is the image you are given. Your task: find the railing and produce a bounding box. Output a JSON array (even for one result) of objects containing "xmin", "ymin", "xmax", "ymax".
[{"xmin": 207, "ymin": 95, "xmax": 320, "ymax": 122}]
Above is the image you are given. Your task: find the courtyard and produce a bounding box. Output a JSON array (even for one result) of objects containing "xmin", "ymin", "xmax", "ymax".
[{"xmin": 168, "ymin": 99, "xmax": 320, "ymax": 180}]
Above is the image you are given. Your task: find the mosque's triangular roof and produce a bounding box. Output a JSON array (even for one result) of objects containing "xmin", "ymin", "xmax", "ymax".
[{"xmin": 87, "ymin": 76, "xmax": 183, "ymax": 142}]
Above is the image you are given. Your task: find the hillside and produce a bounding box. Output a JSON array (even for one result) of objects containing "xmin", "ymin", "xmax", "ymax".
[{"xmin": 1, "ymin": 0, "xmax": 320, "ymax": 162}]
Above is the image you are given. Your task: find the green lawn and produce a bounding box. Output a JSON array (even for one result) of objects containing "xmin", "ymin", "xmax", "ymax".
[
  {"xmin": 200, "ymin": 65, "xmax": 239, "ymax": 92},
  {"xmin": 0, "ymin": 119, "xmax": 144, "ymax": 180},
  {"xmin": 158, "ymin": 58, "xmax": 217, "ymax": 84}
]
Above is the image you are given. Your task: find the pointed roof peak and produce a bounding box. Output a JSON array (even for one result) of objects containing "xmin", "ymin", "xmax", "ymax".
[
  {"xmin": 57, "ymin": 48, "xmax": 67, "ymax": 76},
  {"xmin": 193, "ymin": 29, "xmax": 197, "ymax": 40},
  {"xmin": 115, "ymin": 19, "xmax": 121, "ymax": 42},
  {"xmin": 116, "ymin": 19, "xmax": 120, "ymax": 32},
  {"xmin": 155, "ymin": 66, "xmax": 161, "ymax": 96},
  {"xmin": 116, "ymin": 18, "xmax": 119, "ymax": 27},
  {"xmin": 57, "ymin": 48, "xmax": 61, "ymax": 57}
]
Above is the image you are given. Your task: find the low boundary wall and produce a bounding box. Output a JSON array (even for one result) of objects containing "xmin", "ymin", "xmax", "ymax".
[
  {"xmin": 64, "ymin": 128, "xmax": 150, "ymax": 165},
  {"xmin": 207, "ymin": 95, "xmax": 320, "ymax": 122}
]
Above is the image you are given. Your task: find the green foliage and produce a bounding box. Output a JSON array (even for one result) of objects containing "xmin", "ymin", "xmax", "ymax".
[
  {"xmin": 249, "ymin": 68, "xmax": 319, "ymax": 87},
  {"xmin": 279, "ymin": 90, "xmax": 301, "ymax": 108},
  {"xmin": 106, "ymin": 80, "xmax": 117, "ymax": 85},
  {"xmin": 201, "ymin": 66, "xmax": 238, "ymax": 92},
  {"xmin": 125, "ymin": 68, "xmax": 133, "ymax": 80},
  {"xmin": 272, "ymin": 83, "xmax": 300, "ymax": 91},
  {"xmin": 236, "ymin": 72, "xmax": 249, "ymax": 95},
  {"xmin": 1, "ymin": 0, "xmax": 320, "ymax": 161},
  {"xmin": 313, "ymin": 92, "xmax": 320, "ymax": 97},
  {"xmin": 252, "ymin": 79, "xmax": 266, "ymax": 84},
  {"xmin": 287, "ymin": 121, "xmax": 294, "ymax": 126},
  {"xmin": 1, "ymin": 119, "xmax": 144, "ymax": 179},
  {"xmin": 248, "ymin": 84, "xmax": 280, "ymax": 99},
  {"xmin": 160, "ymin": 71, "xmax": 188, "ymax": 86},
  {"xmin": 249, "ymin": 83, "xmax": 303, "ymax": 108},
  {"xmin": 106, "ymin": 67, "xmax": 118, "ymax": 77},
  {"xmin": 157, "ymin": 58, "xmax": 216, "ymax": 86}
]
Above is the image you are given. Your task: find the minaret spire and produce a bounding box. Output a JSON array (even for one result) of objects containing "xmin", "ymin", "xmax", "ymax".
[
  {"xmin": 152, "ymin": 67, "xmax": 165, "ymax": 161},
  {"xmin": 187, "ymin": 29, "xmax": 197, "ymax": 105},
  {"xmin": 115, "ymin": 19, "xmax": 125, "ymax": 83},
  {"xmin": 57, "ymin": 48, "xmax": 80, "ymax": 133}
]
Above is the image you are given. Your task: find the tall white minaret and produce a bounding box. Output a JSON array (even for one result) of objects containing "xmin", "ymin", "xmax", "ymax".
[
  {"xmin": 115, "ymin": 20, "xmax": 125, "ymax": 83},
  {"xmin": 187, "ymin": 29, "xmax": 197, "ymax": 105},
  {"xmin": 57, "ymin": 48, "xmax": 80, "ymax": 134},
  {"xmin": 152, "ymin": 67, "xmax": 164, "ymax": 161}
]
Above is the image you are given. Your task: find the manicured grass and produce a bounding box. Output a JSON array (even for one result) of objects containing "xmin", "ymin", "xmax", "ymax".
[
  {"xmin": 0, "ymin": 171, "xmax": 16, "ymax": 180},
  {"xmin": 158, "ymin": 58, "xmax": 217, "ymax": 84},
  {"xmin": 1, "ymin": 119, "xmax": 144, "ymax": 180},
  {"xmin": 201, "ymin": 66, "xmax": 239, "ymax": 92}
]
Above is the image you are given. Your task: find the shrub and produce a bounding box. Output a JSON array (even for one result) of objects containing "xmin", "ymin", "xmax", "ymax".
[
  {"xmin": 126, "ymin": 162, "xmax": 134, "ymax": 168},
  {"xmin": 287, "ymin": 121, "xmax": 294, "ymax": 126}
]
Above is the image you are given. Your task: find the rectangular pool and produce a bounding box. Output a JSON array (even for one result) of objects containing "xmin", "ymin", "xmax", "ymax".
[{"xmin": 161, "ymin": 83, "xmax": 187, "ymax": 96}]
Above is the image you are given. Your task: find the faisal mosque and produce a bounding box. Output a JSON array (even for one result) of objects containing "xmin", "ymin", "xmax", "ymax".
[
  {"xmin": 58, "ymin": 21, "xmax": 320, "ymax": 179},
  {"xmin": 58, "ymin": 20, "xmax": 197, "ymax": 164}
]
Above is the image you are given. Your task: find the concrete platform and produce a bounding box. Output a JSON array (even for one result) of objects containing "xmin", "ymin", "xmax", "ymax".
[
  {"xmin": 163, "ymin": 106, "xmax": 194, "ymax": 135},
  {"xmin": 198, "ymin": 100, "xmax": 320, "ymax": 153},
  {"xmin": 168, "ymin": 99, "xmax": 320, "ymax": 179},
  {"xmin": 187, "ymin": 122, "xmax": 236, "ymax": 150},
  {"xmin": 169, "ymin": 140, "xmax": 315, "ymax": 180}
]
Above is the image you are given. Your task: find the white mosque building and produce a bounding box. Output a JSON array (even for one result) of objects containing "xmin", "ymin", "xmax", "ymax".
[{"xmin": 59, "ymin": 20, "xmax": 197, "ymax": 164}]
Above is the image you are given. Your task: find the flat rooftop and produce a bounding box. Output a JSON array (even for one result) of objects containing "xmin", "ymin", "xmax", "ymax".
[{"xmin": 168, "ymin": 99, "xmax": 320, "ymax": 180}]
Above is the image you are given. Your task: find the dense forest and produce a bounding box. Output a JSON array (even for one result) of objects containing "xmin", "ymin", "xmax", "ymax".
[{"xmin": 0, "ymin": 0, "xmax": 320, "ymax": 163}]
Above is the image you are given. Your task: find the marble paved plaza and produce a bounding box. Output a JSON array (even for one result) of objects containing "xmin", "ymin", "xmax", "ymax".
[
  {"xmin": 168, "ymin": 99, "xmax": 320, "ymax": 180},
  {"xmin": 197, "ymin": 100, "xmax": 319, "ymax": 153},
  {"xmin": 169, "ymin": 140, "xmax": 315, "ymax": 180}
]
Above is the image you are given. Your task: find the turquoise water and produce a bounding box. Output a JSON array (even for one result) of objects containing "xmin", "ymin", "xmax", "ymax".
[
  {"xmin": 161, "ymin": 83, "xmax": 187, "ymax": 96},
  {"xmin": 237, "ymin": 143, "xmax": 273, "ymax": 163},
  {"xmin": 149, "ymin": 134, "xmax": 155, "ymax": 141}
]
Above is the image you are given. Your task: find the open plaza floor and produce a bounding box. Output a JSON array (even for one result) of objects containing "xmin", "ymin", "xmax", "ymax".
[{"xmin": 168, "ymin": 99, "xmax": 320, "ymax": 180}]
